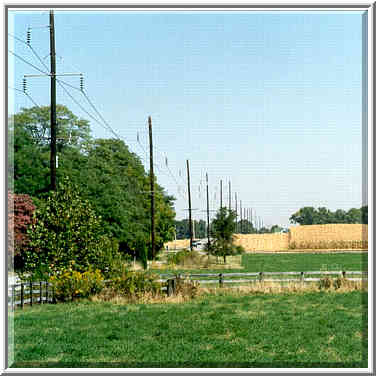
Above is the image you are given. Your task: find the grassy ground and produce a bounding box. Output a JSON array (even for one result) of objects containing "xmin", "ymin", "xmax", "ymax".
[
  {"xmin": 11, "ymin": 290, "xmax": 367, "ymax": 368},
  {"xmin": 152, "ymin": 252, "xmax": 368, "ymax": 275}
]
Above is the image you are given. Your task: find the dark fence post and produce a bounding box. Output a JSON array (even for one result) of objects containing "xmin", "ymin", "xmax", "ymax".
[
  {"xmin": 40, "ymin": 282, "xmax": 42, "ymax": 304},
  {"xmin": 300, "ymin": 272, "xmax": 304, "ymax": 284},
  {"xmin": 20, "ymin": 283, "xmax": 24, "ymax": 309},
  {"xmin": 258, "ymin": 272, "xmax": 264, "ymax": 283},
  {"xmin": 219, "ymin": 273, "xmax": 223, "ymax": 288},
  {"xmin": 342, "ymin": 270, "xmax": 346, "ymax": 279},
  {"xmin": 167, "ymin": 279, "xmax": 176, "ymax": 296},
  {"xmin": 29, "ymin": 281, "xmax": 33, "ymax": 307}
]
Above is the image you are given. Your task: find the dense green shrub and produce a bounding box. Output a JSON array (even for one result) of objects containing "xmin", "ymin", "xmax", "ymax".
[
  {"xmin": 49, "ymin": 264, "xmax": 105, "ymax": 302},
  {"xmin": 24, "ymin": 177, "xmax": 120, "ymax": 278}
]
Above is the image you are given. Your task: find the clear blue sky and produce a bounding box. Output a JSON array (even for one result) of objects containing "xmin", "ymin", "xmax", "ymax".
[{"xmin": 8, "ymin": 10, "xmax": 366, "ymax": 228}]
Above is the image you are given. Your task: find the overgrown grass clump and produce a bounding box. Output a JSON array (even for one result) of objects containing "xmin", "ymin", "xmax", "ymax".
[{"xmin": 11, "ymin": 290, "xmax": 367, "ymax": 368}]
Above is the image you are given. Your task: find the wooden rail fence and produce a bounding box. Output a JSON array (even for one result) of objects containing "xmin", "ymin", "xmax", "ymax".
[
  {"xmin": 9, "ymin": 270, "xmax": 367, "ymax": 306},
  {"xmin": 8, "ymin": 281, "xmax": 55, "ymax": 310},
  {"xmin": 158, "ymin": 270, "xmax": 367, "ymax": 296}
]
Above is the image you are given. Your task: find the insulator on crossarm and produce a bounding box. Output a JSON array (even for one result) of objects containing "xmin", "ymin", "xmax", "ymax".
[
  {"xmin": 26, "ymin": 29, "xmax": 31, "ymax": 45},
  {"xmin": 22, "ymin": 78, "xmax": 27, "ymax": 93},
  {"xmin": 80, "ymin": 74, "xmax": 84, "ymax": 91}
]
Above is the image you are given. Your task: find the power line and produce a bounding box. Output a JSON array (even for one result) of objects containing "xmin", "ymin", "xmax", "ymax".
[
  {"xmin": 10, "ymin": 34, "xmax": 187, "ymax": 203},
  {"xmin": 8, "ymin": 86, "xmax": 40, "ymax": 107},
  {"xmin": 9, "ymin": 50, "xmax": 48, "ymax": 75}
]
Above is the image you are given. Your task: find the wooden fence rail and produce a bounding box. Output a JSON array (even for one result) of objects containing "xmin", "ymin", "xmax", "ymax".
[
  {"xmin": 158, "ymin": 270, "xmax": 367, "ymax": 295},
  {"xmin": 8, "ymin": 281, "xmax": 55, "ymax": 310},
  {"xmin": 9, "ymin": 270, "xmax": 367, "ymax": 306}
]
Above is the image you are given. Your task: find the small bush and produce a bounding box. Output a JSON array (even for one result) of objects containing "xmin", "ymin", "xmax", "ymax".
[
  {"xmin": 109, "ymin": 269, "xmax": 161, "ymax": 298},
  {"xmin": 333, "ymin": 277, "xmax": 350, "ymax": 290},
  {"xmin": 234, "ymin": 245, "xmax": 245, "ymax": 254},
  {"xmin": 49, "ymin": 264, "xmax": 105, "ymax": 302},
  {"xmin": 168, "ymin": 250, "xmax": 204, "ymax": 267},
  {"xmin": 172, "ymin": 274, "xmax": 200, "ymax": 299},
  {"xmin": 318, "ymin": 276, "xmax": 332, "ymax": 290}
]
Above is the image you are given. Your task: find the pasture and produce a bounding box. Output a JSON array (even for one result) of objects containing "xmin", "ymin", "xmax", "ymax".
[
  {"xmin": 11, "ymin": 290, "xmax": 367, "ymax": 367},
  {"xmin": 151, "ymin": 251, "xmax": 367, "ymax": 275}
]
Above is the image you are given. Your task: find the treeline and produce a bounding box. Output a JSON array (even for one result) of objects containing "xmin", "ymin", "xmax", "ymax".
[
  {"xmin": 289, "ymin": 206, "xmax": 368, "ymax": 225},
  {"xmin": 9, "ymin": 105, "xmax": 176, "ymax": 269},
  {"xmin": 174, "ymin": 218, "xmax": 284, "ymax": 238}
]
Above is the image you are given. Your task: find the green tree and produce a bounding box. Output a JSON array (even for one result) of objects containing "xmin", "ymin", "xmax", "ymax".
[
  {"xmin": 11, "ymin": 105, "xmax": 91, "ymax": 196},
  {"xmin": 70, "ymin": 138, "xmax": 175, "ymax": 260},
  {"xmin": 25, "ymin": 177, "xmax": 119, "ymax": 278},
  {"xmin": 270, "ymin": 225, "xmax": 283, "ymax": 233},
  {"xmin": 210, "ymin": 208, "xmax": 242, "ymax": 263},
  {"xmin": 11, "ymin": 107, "xmax": 176, "ymax": 261},
  {"xmin": 289, "ymin": 207, "xmax": 317, "ymax": 225},
  {"xmin": 290, "ymin": 206, "xmax": 367, "ymax": 225}
]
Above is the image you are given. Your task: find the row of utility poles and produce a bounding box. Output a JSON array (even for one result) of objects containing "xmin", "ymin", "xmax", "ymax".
[{"xmin": 39, "ymin": 10, "xmax": 264, "ymax": 259}]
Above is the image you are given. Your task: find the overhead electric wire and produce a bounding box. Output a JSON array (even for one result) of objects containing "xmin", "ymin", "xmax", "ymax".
[
  {"xmin": 9, "ymin": 50, "xmax": 48, "ymax": 75},
  {"xmin": 9, "ymin": 86, "xmax": 41, "ymax": 107},
  {"xmin": 11, "ymin": 38, "xmax": 186, "ymax": 203}
]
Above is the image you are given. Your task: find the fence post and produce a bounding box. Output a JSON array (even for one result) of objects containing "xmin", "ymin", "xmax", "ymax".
[
  {"xmin": 300, "ymin": 272, "xmax": 304, "ymax": 284},
  {"xmin": 29, "ymin": 281, "xmax": 33, "ymax": 307},
  {"xmin": 259, "ymin": 272, "xmax": 264, "ymax": 283},
  {"xmin": 167, "ymin": 279, "xmax": 175, "ymax": 296},
  {"xmin": 219, "ymin": 273, "xmax": 223, "ymax": 288},
  {"xmin": 39, "ymin": 282, "xmax": 42, "ymax": 304},
  {"xmin": 342, "ymin": 270, "xmax": 346, "ymax": 279},
  {"xmin": 20, "ymin": 283, "xmax": 24, "ymax": 309}
]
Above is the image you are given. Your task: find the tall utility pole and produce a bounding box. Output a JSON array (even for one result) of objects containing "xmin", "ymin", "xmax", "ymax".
[
  {"xmin": 250, "ymin": 208, "xmax": 253, "ymax": 229},
  {"xmin": 49, "ymin": 10, "xmax": 57, "ymax": 191},
  {"xmin": 206, "ymin": 173, "xmax": 211, "ymax": 249},
  {"xmin": 228, "ymin": 180, "xmax": 231, "ymax": 211},
  {"xmin": 240, "ymin": 200, "xmax": 243, "ymax": 233},
  {"xmin": 235, "ymin": 192, "xmax": 238, "ymax": 233},
  {"xmin": 187, "ymin": 160, "xmax": 193, "ymax": 251},
  {"xmin": 148, "ymin": 116, "xmax": 155, "ymax": 259},
  {"xmin": 220, "ymin": 179, "xmax": 223, "ymax": 209}
]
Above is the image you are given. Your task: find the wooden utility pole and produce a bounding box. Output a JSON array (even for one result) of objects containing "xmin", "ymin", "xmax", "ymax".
[
  {"xmin": 235, "ymin": 192, "xmax": 238, "ymax": 233},
  {"xmin": 228, "ymin": 180, "xmax": 231, "ymax": 210},
  {"xmin": 187, "ymin": 160, "xmax": 193, "ymax": 251},
  {"xmin": 240, "ymin": 200, "xmax": 242, "ymax": 233},
  {"xmin": 148, "ymin": 116, "xmax": 155, "ymax": 259},
  {"xmin": 206, "ymin": 173, "xmax": 211, "ymax": 249},
  {"xmin": 49, "ymin": 10, "xmax": 57, "ymax": 191},
  {"xmin": 220, "ymin": 179, "xmax": 223, "ymax": 209}
]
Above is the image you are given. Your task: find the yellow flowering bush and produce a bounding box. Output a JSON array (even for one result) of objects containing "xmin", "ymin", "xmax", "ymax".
[{"xmin": 49, "ymin": 262, "xmax": 105, "ymax": 301}]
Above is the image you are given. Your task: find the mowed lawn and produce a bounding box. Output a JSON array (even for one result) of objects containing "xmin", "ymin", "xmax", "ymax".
[
  {"xmin": 152, "ymin": 252, "xmax": 368, "ymax": 275},
  {"xmin": 11, "ymin": 290, "xmax": 367, "ymax": 368}
]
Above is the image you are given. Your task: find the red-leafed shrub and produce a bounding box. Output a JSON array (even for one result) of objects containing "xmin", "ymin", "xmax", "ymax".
[{"xmin": 8, "ymin": 191, "xmax": 36, "ymax": 269}]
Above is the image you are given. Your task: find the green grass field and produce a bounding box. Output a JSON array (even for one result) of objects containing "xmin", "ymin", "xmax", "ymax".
[
  {"xmin": 11, "ymin": 290, "xmax": 367, "ymax": 368},
  {"xmin": 152, "ymin": 252, "xmax": 368, "ymax": 275}
]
